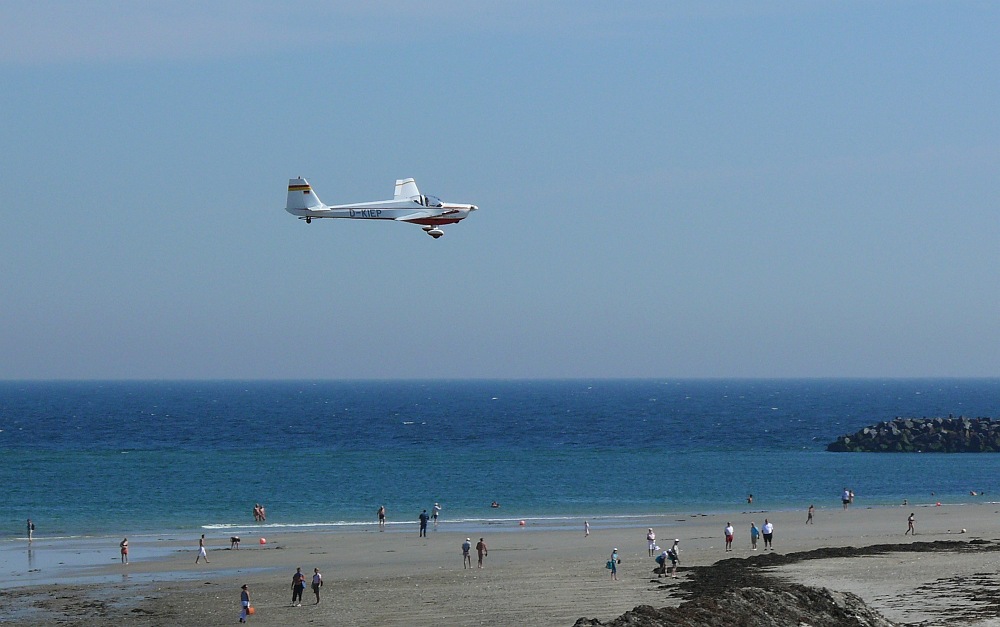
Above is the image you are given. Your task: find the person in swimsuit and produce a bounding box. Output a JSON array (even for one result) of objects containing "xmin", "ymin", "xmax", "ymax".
[{"xmin": 196, "ymin": 534, "xmax": 210, "ymax": 563}]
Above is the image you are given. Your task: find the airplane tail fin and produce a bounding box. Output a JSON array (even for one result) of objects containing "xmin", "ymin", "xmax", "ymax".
[
  {"xmin": 286, "ymin": 177, "xmax": 323, "ymax": 210},
  {"xmin": 394, "ymin": 178, "xmax": 420, "ymax": 199}
]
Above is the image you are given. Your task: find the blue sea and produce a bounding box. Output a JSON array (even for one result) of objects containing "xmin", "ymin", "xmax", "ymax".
[{"xmin": 2, "ymin": 379, "xmax": 999, "ymax": 541}]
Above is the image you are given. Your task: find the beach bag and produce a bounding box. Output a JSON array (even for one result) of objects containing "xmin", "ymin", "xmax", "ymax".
[
  {"xmin": 247, "ymin": 606, "xmax": 255, "ymax": 615},
  {"xmin": 606, "ymin": 560, "xmax": 614, "ymax": 569}
]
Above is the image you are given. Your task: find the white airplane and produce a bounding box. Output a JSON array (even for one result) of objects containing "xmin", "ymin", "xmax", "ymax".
[{"xmin": 285, "ymin": 177, "xmax": 478, "ymax": 238}]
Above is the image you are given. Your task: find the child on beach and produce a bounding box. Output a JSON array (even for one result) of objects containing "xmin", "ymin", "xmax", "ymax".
[
  {"xmin": 750, "ymin": 523, "xmax": 759, "ymax": 550},
  {"xmin": 239, "ymin": 584, "xmax": 250, "ymax": 623}
]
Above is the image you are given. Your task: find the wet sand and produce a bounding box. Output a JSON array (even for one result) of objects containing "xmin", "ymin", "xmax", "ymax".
[{"xmin": 2, "ymin": 501, "xmax": 999, "ymax": 626}]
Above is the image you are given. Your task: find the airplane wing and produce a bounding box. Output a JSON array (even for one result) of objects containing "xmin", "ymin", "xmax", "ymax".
[
  {"xmin": 395, "ymin": 208, "xmax": 461, "ymax": 223},
  {"xmin": 394, "ymin": 211, "xmax": 435, "ymax": 222}
]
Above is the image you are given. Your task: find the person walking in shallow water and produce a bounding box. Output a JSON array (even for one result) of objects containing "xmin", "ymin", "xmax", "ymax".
[
  {"xmin": 120, "ymin": 538, "xmax": 129, "ymax": 564},
  {"xmin": 905, "ymin": 512, "xmax": 915, "ymax": 535},
  {"xmin": 27, "ymin": 519, "xmax": 34, "ymax": 543},
  {"xmin": 377, "ymin": 505, "xmax": 386, "ymax": 531}
]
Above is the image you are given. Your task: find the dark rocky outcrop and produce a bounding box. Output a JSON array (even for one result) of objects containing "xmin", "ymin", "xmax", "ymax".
[
  {"xmin": 827, "ymin": 416, "xmax": 1000, "ymax": 452},
  {"xmin": 573, "ymin": 586, "xmax": 893, "ymax": 627},
  {"xmin": 574, "ymin": 540, "xmax": 1000, "ymax": 627}
]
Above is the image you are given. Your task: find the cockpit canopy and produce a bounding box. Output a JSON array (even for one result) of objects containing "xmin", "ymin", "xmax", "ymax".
[{"xmin": 419, "ymin": 194, "xmax": 443, "ymax": 208}]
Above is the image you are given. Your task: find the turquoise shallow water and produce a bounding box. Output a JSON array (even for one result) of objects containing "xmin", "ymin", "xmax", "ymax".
[{"xmin": 1, "ymin": 379, "xmax": 998, "ymax": 539}]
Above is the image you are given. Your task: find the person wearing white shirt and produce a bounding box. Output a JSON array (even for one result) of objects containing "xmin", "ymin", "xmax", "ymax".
[{"xmin": 762, "ymin": 519, "xmax": 774, "ymax": 550}]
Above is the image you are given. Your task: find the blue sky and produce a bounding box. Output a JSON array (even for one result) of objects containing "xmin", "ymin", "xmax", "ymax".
[{"xmin": 2, "ymin": 1, "xmax": 997, "ymax": 379}]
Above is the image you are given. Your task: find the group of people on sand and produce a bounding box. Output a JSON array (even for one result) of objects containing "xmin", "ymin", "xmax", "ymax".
[
  {"xmin": 253, "ymin": 503, "xmax": 267, "ymax": 522},
  {"xmin": 461, "ymin": 537, "xmax": 489, "ymax": 568},
  {"xmin": 237, "ymin": 566, "xmax": 324, "ymax": 623}
]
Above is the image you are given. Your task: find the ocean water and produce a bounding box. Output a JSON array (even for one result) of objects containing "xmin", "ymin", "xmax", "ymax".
[{"xmin": 1, "ymin": 379, "xmax": 999, "ymax": 540}]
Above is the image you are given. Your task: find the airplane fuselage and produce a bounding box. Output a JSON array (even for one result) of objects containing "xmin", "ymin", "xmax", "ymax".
[{"xmin": 286, "ymin": 200, "xmax": 472, "ymax": 226}]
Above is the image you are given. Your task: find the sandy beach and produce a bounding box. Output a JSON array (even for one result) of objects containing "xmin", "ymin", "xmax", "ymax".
[{"xmin": 3, "ymin": 501, "xmax": 1000, "ymax": 626}]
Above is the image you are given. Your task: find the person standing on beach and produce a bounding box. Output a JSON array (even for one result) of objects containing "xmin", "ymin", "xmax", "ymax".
[
  {"xmin": 462, "ymin": 538, "xmax": 472, "ymax": 568},
  {"xmin": 750, "ymin": 522, "xmax": 759, "ymax": 550},
  {"xmin": 842, "ymin": 488, "xmax": 851, "ymax": 510},
  {"xmin": 419, "ymin": 510, "xmax": 429, "ymax": 537},
  {"xmin": 476, "ymin": 538, "xmax": 488, "ymax": 568},
  {"xmin": 584, "ymin": 521, "xmax": 590, "ymax": 537},
  {"xmin": 724, "ymin": 523, "xmax": 734, "ymax": 552},
  {"xmin": 311, "ymin": 568, "xmax": 323, "ymax": 604},
  {"xmin": 432, "ymin": 502, "xmax": 441, "ymax": 526},
  {"xmin": 762, "ymin": 519, "xmax": 774, "ymax": 550},
  {"xmin": 609, "ymin": 548, "xmax": 619, "ymax": 580},
  {"xmin": 647, "ymin": 528, "xmax": 656, "ymax": 556},
  {"xmin": 377, "ymin": 505, "xmax": 386, "ymax": 531},
  {"xmin": 905, "ymin": 512, "xmax": 915, "ymax": 535},
  {"xmin": 291, "ymin": 567, "xmax": 306, "ymax": 606},
  {"xmin": 27, "ymin": 519, "xmax": 34, "ymax": 543},
  {"xmin": 239, "ymin": 584, "xmax": 251, "ymax": 623},
  {"xmin": 668, "ymin": 540, "xmax": 680, "ymax": 578},
  {"xmin": 196, "ymin": 534, "xmax": 210, "ymax": 563},
  {"xmin": 120, "ymin": 538, "xmax": 129, "ymax": 564},
  {"xmin": 807, "ymin": 504, "xmax": 815, "ymax": 524}
]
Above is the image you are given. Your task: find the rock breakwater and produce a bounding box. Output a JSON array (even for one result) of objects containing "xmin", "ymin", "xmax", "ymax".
[{"xmin": 827, "ymin": 416, "xmax": 1000, "ymax": 452}]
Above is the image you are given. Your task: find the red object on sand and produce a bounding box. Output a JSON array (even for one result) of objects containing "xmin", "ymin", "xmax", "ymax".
[{"xmin": 259, "ymin": 537, "xmax": 267, "ymax": 544}]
